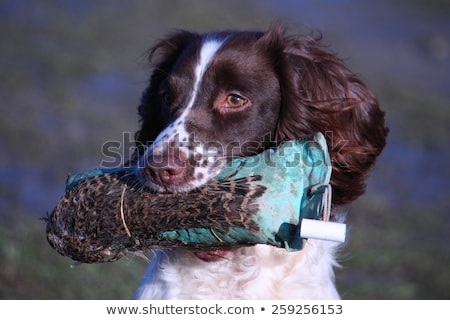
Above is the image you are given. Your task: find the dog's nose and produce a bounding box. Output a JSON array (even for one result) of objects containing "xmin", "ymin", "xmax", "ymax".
[{"xmin": 144, "ymin": 154, "xmax": 191, "ymax": 190}]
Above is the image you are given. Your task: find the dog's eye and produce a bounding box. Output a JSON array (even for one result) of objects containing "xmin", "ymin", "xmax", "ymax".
[
  {"xmin": 226, "ymin": 94, "xmax": 248, "ymax": 108},
  {"xmin": 161, "ymin": 91, "xmax": 172, "ymax": 105}
]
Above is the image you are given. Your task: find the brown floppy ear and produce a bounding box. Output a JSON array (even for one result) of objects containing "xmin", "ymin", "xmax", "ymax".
[
  {"xmin": 263, "ymin": 27, "xmax": 388, "ymax": 205},
  {"xmin": 133, "ymin": 31, "xmax": 202, "ymax": 159}
]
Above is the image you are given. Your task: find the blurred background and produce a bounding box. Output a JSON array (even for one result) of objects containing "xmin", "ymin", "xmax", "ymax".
[{"xmin": 1, "ymin": 0, "xmax": 449, "ymax": 299}]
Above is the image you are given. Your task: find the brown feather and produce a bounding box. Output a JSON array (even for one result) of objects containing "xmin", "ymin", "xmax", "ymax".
[{"xmin": 46, "ymin": 171, "xmax": 266, "ymax": 263}]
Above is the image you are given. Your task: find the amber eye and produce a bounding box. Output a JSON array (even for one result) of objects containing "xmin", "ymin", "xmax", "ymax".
[{"xmin": 226, "ymin": 94, "xmax": 248, "ymax": 108}]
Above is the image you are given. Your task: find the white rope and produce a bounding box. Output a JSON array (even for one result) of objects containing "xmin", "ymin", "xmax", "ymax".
[
  {"xmin": 120, "ymin": 184, "xmax": 132, "ymax": 238},
  {"xmin": 322, "ymin": 184, "xmax": 332, "ymax": 222}
]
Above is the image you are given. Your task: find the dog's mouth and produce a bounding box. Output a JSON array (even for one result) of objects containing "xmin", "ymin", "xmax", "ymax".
[{"xmin": 194, "ymin": 248, "xmax": 234, "ymax": 262}]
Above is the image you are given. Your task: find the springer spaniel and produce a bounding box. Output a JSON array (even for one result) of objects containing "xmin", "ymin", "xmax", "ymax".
[{"xmin": 131, "ymin": 26, "xmax": 388, "ymax": 299}]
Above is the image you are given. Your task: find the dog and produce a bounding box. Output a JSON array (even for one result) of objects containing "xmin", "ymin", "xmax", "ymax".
[{"xmin": 131, "ymin": 26, "xmax": 388, "ymax": 299}]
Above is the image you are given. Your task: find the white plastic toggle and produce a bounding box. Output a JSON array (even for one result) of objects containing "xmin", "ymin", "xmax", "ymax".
[{"xmin": 300, "ymin": 218, "xmax": 346, "ymax": 243}]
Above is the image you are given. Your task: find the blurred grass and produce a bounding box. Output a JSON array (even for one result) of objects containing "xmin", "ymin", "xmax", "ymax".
[
  {"xmin": 373, "ymin": 80, "xmax": 450, "ymax": 148},
  {"xmin": 336, "ymin": 196, "xmax": 450, "ymax": 299},
  {"xmin": 0, "ymin": 213, "xmax": 146, "ymax": 299}
]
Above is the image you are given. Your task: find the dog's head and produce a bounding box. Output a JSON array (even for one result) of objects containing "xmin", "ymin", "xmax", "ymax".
[{"xmin": 135, "ymin": 26, "xmax": 388, "ymax": 206}]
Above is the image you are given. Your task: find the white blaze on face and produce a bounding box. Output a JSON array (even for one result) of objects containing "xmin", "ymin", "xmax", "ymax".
[{"xmin": 139, "ymin": 38, "xmax": 227, "ymax": 191}]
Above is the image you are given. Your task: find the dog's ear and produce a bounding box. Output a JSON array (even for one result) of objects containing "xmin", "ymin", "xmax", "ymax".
[
  {"xmin": 261, "ymin": 26, "xmax": 388, "ymax": 205},
  {"xmin": 134, "ymin": 31, "xmax": 201, "ymax": 158}
]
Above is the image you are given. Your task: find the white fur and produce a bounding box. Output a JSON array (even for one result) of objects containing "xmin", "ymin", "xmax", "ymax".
[
  {"xmin": 188, "ymin": 39, "xmax": 224, "ymax": 110},
  {"xmin": 134, "ymin": 240, "xmax": 341, "ymax": 299}
]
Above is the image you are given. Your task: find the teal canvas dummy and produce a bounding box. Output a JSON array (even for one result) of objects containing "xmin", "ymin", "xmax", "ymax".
[
  {"xmin": 46, "ymin": 132, "xmax": 345, "ymax": 263},
  {"xmin": 160, "ymin": 132, "xmax": 336, "ymax": 251}
]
